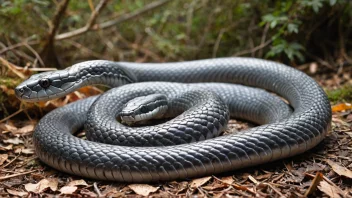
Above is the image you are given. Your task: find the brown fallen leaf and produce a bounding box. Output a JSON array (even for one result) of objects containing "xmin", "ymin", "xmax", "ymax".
[
  {"xmin": 12, "ymin": 124, "xmax": 35, "ymax": 135},
  {"xmin": 202, "ymin": 183, "xmax": 228, "ymax": 191},
  {"xmin": 190, "ymin": 176, "xmax": 212, "ymax": 188},
  {"xmin": 128, "ymin": 184, "xmax": 159, "ymax": 196},
  {"xmin": 0, "ymin": 154, "xmax": 8, "ymax": 166},
  {"xmin": 219, "ymin": 176, "xmax": 234, "ymax": 185},
  {"xmin": 0, "ymin": 144, "xmax": 13, "ymax": 151},
  {"xmin": 3, "ymin": 137, "xmax": 24, "ymax": 145},
  {"xmin": 304, "ymin": 172, "xmax": 324, "ymax": 197},
  {"xmin": 0, "ymin": 123, "xmax": 17, "ymax": 132},
  {"xmin": 59, "ymin": 186, "xmax": 78, "ymax": 194},
  {"xmin": 318, "ymin": 180, "xmax": 342, "ymax": 198},
  {"xmin": 256, "ymin": 173, "xmax": 273, "ymax": 180},
  {"xmin": 6, "ymin": 189, "xmax": 28, "ymax": 196},
  {"xmin": 67, "ymin": 179, "xmax": 88, "ymax": 187},
  {"xmin": 80, "ymin": 188, "xmax": 97, "ymax": 197},
  {"xmin": 14, "ymin": 148, "xmax": 34, "ymax": 154},
  {"xmin": 326, "ymin": 160, "xmax": 352, "ymax": 179},
  {"xmin": 25, "ymin": 178, "xmax": 58, "ymax": 193}
]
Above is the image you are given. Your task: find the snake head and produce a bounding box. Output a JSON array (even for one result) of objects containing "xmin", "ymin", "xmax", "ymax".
[
  {"xmin": 15, "ymin": 70, "xmax": 79, "ymax": 102},
  {"xmin": 119, "ymin": 94, "xmax": 168, "ymax": 124},
  {"xmin": 15, "ymin": 60, "xmax": 138, "ymax": 102}
]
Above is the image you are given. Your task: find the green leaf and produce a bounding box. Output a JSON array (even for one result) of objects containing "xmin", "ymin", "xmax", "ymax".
[
  {"xmin": 288, "ymin": 23, "xmax": 299, "ymax": 33},
  {"xmin": 330, "ymin": 0, "xmax": 337, "ymax": 6},
  {"xmin": 300, "ymin": 0, "xmax": 324, "ymax": 13}
]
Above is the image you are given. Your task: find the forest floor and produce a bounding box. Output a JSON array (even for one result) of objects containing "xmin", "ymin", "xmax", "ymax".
[{"xmin": 0, "ymin": 63, "xmax": 351, "ymax": 197}]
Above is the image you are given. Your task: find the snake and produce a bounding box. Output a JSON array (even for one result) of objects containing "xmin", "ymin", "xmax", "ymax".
[{"xmin": 15, "ymin": 58, "xmax": 331, "ymax": 182}]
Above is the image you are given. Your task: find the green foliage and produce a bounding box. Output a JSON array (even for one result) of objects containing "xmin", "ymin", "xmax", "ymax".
[
  {"xmin": 260, "ymin": 0, "xmax": 346, "ymax": 62},
  {"xmin": 0, "ymin": 0, "xmax": 350, "ymax": 65},
  {"xmin": 265, "ymin": 39, "xmax": 304, "ymax": 62},
  {"xmin": 327, "ymin": 85, "xmax": 352, "ymax": 103}
]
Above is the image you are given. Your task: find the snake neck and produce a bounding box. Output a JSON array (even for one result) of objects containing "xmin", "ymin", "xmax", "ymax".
[{"xmin": 69, "ymin": 60, "xmax": 138, "ymax": 87}]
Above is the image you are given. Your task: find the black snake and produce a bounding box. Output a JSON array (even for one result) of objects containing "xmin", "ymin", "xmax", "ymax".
[{"xmin": 15, "ymin": 58, "xmax": 331, "ymax": 182}]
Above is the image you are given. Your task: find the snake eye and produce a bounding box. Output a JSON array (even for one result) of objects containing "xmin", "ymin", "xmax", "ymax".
[
  {"xmin": 18, "ymin": 88, "xmax": 24, "ymax": 93},
  {"xmin": 39, "ymin": 78, "xmax": 51, "ymax": 88},
  {"xmin": 140, "ymin": 106, "xmax": 149, "ymax": 113}
]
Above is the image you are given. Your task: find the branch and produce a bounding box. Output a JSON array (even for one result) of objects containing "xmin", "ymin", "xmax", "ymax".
[
  {"xmin": 55, "ymin": 0, "xmax": 172, "ymax": 40},
  {"xmin": 40, "ymin": 0, "xmax": 70, "ymax": 67},
  {"xmin": 47, "ymin": 0, "xmax": 71, "ymax": 44},
  {"xmin": 232, "ymin": 39, "xmax": 273, "ymax": 57},
  {"xmin": 55, "ymin": 0, "xmax": 109, "ymax": 41}
]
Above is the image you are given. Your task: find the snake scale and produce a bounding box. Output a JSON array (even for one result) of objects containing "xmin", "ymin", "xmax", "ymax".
[{"xmin": 15, "ymin": 58, "xmax": 331, "ymax": 182}]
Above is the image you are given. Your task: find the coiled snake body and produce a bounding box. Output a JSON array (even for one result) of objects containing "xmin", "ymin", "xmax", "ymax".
[{"xmin": 15, "ymin": 58, "xmax": 331, "ymax": 182}]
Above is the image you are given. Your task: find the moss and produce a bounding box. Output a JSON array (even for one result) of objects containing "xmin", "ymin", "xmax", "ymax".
[
  {"xmin": 326, "ymin": 84, "xmax": 352, "ymax": 103},
  {"xmin": 0, "ymin": 77, "xmax": 22, "ymax": 105},
  {"xmin": 0, "ymin": 77, "xmax": 22, "ymax": 89}
]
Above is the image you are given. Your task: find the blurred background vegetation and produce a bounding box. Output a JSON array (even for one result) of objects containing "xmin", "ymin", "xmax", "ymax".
[
  {"xmin": 0, "ymin": 0, "xmax": 351, "ymax": 69},
  {"xmin": 0, "ymin": 0, "xmax": 351, "ymax": 118}
]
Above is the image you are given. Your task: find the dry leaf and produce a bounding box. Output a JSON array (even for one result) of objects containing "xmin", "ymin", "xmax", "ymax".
[
  {"xmin": 14, "ymin": 148, "xmax": 34, "ymax": 154},
  {"xmin": 3, "ymin": 137, "xmax": 24, "ymax": 145},
  {"xmin": 25, "ymin": 178, "xmax": 58, "ymax": 193},
  {"xmin": 326, "ymin": 160, "xmax": 352, "ymax": 179},
  {"xmin": 0, "ymin": 154, "xmax": 8, "ymax": 166},
  {"xmin": 345, "ymin": 132, "xmax": 352, "ymax": 139},
  {"xmin": 304, "ymin": 172, "xmax": 324, "ymax": 196},
  {"xmin": 332, "ymin": 103, "xmax": 352, "ymax": 112},
  {"xmin": 59, "ymin": 186, "xmax": 77, "ymax": 194},
  {"xmin": 0, "ymin": 144, "xmax": 13, "ymax": 151},
  {"xmin": 0, "ymin": 124, "xmax": 17, "ymax": 132},
  {"xmin": 248, "ymin": 175, "xmax": 259, "ymax": 185},
  {"xmin": 67, "ymin": 179, "xmax": 88, "ymax": 187},
  {"xmin": 202, "ymin": 183, "xmax": 227, "ymax": 191},
  {"xmin": 6, "ymin": 189, "xmax": 28, "ymax": 196},
  {"xmin": 128, "ymin": 184, "xmax": 159, "ymax": 196},
  {"xmin": 220, "ymin": 176, "xmax": 234, "ymax": 185},
  {"xmin": 12, "ymin": 125, "xmax": 35, "ymax": 135},
  {"xmin": 318, "ymin": 181, "xmax": 342, "ymax": 198},
  {"xmin": 80, "ymin": 188, "xmax": 97, "ymax": 197},
  {"xmin": 256, "ymin": 173, "xmax": 273, "ymax": 180},
  {"xmin": 190, "ymin": 176, "xmax": 212, "ymax": 188}
]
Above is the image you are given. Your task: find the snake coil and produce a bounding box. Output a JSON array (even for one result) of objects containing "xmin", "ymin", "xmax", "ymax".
[{"xmin": 15, "ymin": 58, "xmax": 331, "ymax": 182}]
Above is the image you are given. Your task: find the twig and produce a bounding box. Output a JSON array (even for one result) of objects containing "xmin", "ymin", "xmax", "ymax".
[
  {"xmin": 47, "ymin": 0, "xmax": 71, "ymax": 44},
  {"xmin": 305, "ymin": 52, "xmax": 335, "ymax": 70},
  {"xmin": 233, "ymin": 39, "xmax": 273, "ymax": 57},
  {"xmin": 55, "ymin": 0, "xmax": 172, "ymax": 40},
  {"xmin": 40, "ymin": 0, "xmax": 70, "ymax": 67},
  {"xmin": 23, "ymin": 43, "xmax": 45, "ymax": 67},
  {"xmin": 212, "ymin": 20, "xmax": 244, "ymax": 57},
  {"xmin": 117, "ymin": 33, "xmax": 163, "ymax": 62},
  {"xmin": 1, "ymin": 57, "xmax": 57, "ymax": 72},
  {"xmin": 0, "ymin": 108, "xmax": 24, "ymax": 123},
  {"xmin": 0, "ymin": 40, "xmax": 39, "ymax": 55},
  {"xmin": 65, "ymin": 40, "xmax": 102, "ymax": 58},
  {"xmin": 0, "ymin": 57, "xmax": 26, "ymax": 79},
  {"xmin": 258, "ymin": 23, "xmax": 270, "ymax": 57},
  {"xmin": 61, "ymin": 0, "xmax": 110, "ymax": 38},
  {"xmin": 1, "ymin": 152, "xmax": 21, "ymax": 168},
  {"xmin": 338, "ymin": 18, "xmax": 352, "ymax": 64},
  {"xmin": 0, "ymin": 170, "xmax": 36, "ymax": 181},
  {"xmin": 186, "ymin": 0, "xmax": 197, "ymax": 40},
  {"xmin": 93, "ymin": 182, "xmax": 102, "ymax": 197},
  {"xmin": 195, "ymin": 2, "xmax": 217, "ymax": 58}
]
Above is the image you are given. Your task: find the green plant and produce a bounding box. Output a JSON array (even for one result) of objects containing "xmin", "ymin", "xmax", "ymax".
[{"xmin": 260, "ymin": 0, "xmax": 344, "ymax": 62}]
